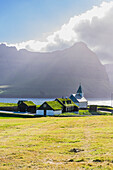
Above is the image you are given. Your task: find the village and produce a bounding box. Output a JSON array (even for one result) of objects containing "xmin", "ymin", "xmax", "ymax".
[
  {"xmin": 0, "ymin": 84, "xmax": 112, "ymax": 117},
  {"xmin": 0, "ymin": 84, "xmax": 88, "ymax": 116},
  {"xmin": 35, "ymin": 84, "xmax": 87, "ymax": 116}
]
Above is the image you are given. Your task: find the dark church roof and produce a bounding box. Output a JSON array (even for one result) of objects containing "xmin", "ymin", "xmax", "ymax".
[{"xmin": 76, "ymin": 84, "xmax": 82, "ymax": 94}]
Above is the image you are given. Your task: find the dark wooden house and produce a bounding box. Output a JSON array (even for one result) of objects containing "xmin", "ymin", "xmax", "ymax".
[
  {"xmin": 55, "ymin": 98, "xmax": 78, "ymax": 113},
  {"xmin": 37, "ymin": 101, "xmax": 62, "ymax": 116},
  {"xmin": 18, "ymin": 100, "xmax": 36, "ymax": 113}
]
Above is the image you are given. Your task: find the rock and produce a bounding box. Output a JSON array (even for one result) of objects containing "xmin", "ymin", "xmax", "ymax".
[{"xmin": 69, "ymin": 148, "xmax": 84, "ymax": 153}]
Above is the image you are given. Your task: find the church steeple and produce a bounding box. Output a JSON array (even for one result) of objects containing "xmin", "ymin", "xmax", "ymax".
[{"xmin": 76, "ymin": 83, "xmax": 83, "ymax": 97}]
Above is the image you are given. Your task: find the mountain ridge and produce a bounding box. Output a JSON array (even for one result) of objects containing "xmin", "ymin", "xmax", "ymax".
[{"xmin": 0, "ymin": 42, "xmax": 111, "ymax": 98}]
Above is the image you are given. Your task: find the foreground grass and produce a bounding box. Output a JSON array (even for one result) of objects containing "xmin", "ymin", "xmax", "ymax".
[
  {"xmin": 0, "ymin": 116, "xmax": 113, "ymax": 169},
  {"xmin": 58, "ymin": 110, "xmax": 113, "ymax": 116}
]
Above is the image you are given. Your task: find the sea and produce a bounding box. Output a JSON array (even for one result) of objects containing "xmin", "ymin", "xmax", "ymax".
[{"xmin": 0, "ymin": 98, "xmax": 112, "ymax": 106}]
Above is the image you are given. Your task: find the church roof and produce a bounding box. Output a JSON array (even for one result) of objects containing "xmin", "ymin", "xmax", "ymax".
[
  {"xmin": 77, "ymin": 97, "xmax": 87, "ymax": 103},
  {"xmin": 69, "ymin": 94, "xmax": 79, "ymax": 103},
  {"xmin": 76, "ymin": 84, "xmax": 82, "ymax": 94},
  {"xmin": 70, "ymin": 94, "xmax": 87, "ymax": 103}
]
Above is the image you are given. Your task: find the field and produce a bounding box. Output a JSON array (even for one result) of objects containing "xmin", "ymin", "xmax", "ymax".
[
  {"xmin": 0, "ymin": 116, "xmax": 113, "ymax": 169},
  {"xmin": 0, "ymin": 103, "xmax": 17, "ymax": 107}
]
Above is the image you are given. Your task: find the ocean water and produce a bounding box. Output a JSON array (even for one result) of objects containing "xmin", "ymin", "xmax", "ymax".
[
  {"xmin": 88, "ymin": 98, "xmax": 112, "ymax": 106},
  {"xmin": 0, "ymin": 98, "xmax": 54, "ymax": 105},
  {"xmin": 0, "ymin": 98, "xmax": 112, "ymax": 106}
]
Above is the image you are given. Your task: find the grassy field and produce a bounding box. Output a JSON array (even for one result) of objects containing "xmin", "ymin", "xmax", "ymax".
[
  {"xmin": 0, "ymin": 103, "xmax": 17, "ymax": 107},
  {"xmin": 0, "ymin": 116, "xmax": 113, "ymax": 169}
]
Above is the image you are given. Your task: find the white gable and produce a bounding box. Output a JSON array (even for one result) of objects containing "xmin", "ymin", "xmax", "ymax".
[
  {"xmin": 71, "ymin": 94, "xmax": 87, "ymax": 102},
  {"xmin": 77, "ymin": 97, "xmax": 87, "ymax": 103},
  {"xmin": 70, "ymin": 93, "xmax": 88, "ymax": 108}
]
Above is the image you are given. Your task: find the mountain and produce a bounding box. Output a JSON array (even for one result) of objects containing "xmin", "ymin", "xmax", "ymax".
[
  {"xmin": 0, "ymin": 42, "xmax": 111, "ymax": 98},
  {"xmin": 105, "ymin": 64, "xmax": 113, "ymax": 85}
]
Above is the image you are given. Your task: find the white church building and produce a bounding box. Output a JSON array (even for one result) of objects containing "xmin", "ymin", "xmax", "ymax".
[{"xmin": 69, "ymin": 84, "xmax": 88, "ymax": 108}]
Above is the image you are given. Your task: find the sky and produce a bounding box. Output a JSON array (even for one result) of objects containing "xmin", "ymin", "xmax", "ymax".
[{"xmin": 0, "ymin": 0, "xmax": 113, "ymax": 63}]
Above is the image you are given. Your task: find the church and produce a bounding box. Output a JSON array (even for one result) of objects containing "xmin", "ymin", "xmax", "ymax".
[{"xmin": 69, "ymin": 84, "xmax": 88, "ymax": 108}]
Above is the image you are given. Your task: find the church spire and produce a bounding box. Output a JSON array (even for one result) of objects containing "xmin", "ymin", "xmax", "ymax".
[{"xmin": 76, "ymin": 83, "xmax": 83, "ymax": 97}]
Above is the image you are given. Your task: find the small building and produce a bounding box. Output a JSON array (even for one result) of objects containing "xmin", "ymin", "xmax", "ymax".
[
  {"xmin": 37, "ymin": 98, "xmax": 78, "ymax": 116},
  {"xmin": 89, "ymin": 105, "xmax": 97, "ymax": 112},
  {"xmin": 55, "ymin": 98, "xmax": 78, "ymax": 113},
  {"xmin": 69, "ymin": 84, "xmax": 88, "ymax": 108},
  {"xmin": 18, "ymin": 100, "xmax": 36, "ymax": 113},
  {"xmin": 37, "ymin": 101, "xmax": 62, "ymax": 116}
]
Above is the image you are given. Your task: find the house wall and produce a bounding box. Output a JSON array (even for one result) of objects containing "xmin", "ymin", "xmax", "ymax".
[
  {"xmin": 53, "ymin": 110, "xmax": 62, "ymax": 115},
  {"xmin": 46, "ymin": 110, "xmax": 54, "ymax": 115},
  {"xmin": 18, "ymin": 103, "xmax": 28, "ymax": 112},
  {"xmin": 27, "ymin": 106, "xmax": 36, "ymax": 113},
  {"xmin": 36, "ymin": 110, "xmax": 62, "ymax": 116},
  {"xmin": 36, "ymin": 110, "xmax": 44, "ymax": 115},
  {"xmin": 78, "ymin": 102, "xmax": 87, "ymax": 108},
  {"xmin": 63, "ymin": 106, "xmax": 78, "ymax": 113}
]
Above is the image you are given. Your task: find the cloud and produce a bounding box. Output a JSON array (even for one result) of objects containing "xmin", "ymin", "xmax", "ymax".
[
  {"xmin": 2, "ymin": 1, "xmax": 113, "ymax": 63},
  {"xmin": 74, "ymin": 2, "xmax": 113, "ymax": 63},
  {"xmin": 0, "ymin": 85, "xmax": 11, "ymax": 88}
]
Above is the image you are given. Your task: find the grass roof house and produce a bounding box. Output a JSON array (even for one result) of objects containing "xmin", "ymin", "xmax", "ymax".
[
  {"xmin": 18, "ymin": 100, "xmax": 36, "ymax": 113},
  {"xmin": 55, "ymin": 98, "xmax": 78, "ymax": 113},
  {"xmin": 37, "ymin": 98, "xmax": 78, "ymax": 116},
  {"xmin": 37, "ymin": 101, "xmax": 62, "ymax": 116}
]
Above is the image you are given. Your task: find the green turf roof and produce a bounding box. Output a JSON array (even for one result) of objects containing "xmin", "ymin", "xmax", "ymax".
[
  {"xmin": 56, "ymin": 98, "xmax": 78, "ymax": 107},
  {"xmin": 23, "ymin": 101, "xmax": 36, "ymax": 106},
  {"xmin": 46, "ymin": 101, "xmax": 62, "ymax": 110}
]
